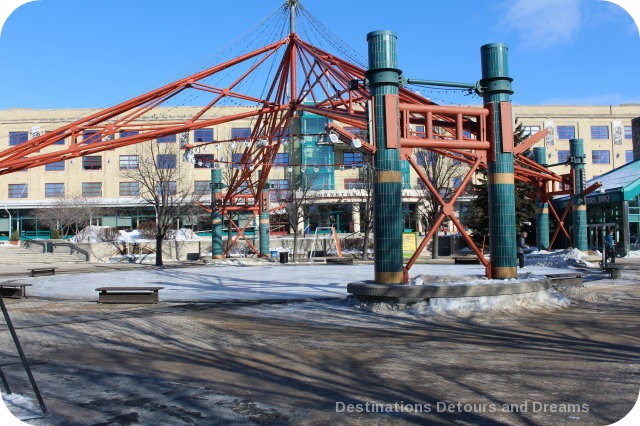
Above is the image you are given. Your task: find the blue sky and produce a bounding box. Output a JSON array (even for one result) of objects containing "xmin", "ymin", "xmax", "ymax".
[{"xmin": 0, "ymin": 0, "xmax": 638, "ymax": 109}]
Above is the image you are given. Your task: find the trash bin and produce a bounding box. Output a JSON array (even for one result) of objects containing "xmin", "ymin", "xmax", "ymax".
[
  {"xmin": 270, "ymin": 250, "xmax": 278, "ymax": 258},
  {"xmin": 279, "ymin": 251, "xmax": 289, "ymax": 264}
]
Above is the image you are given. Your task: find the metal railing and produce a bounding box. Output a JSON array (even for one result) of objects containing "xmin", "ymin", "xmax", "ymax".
[{"xmin": 51, "ymin": 242, "xmax": 89, "ymax": 261}]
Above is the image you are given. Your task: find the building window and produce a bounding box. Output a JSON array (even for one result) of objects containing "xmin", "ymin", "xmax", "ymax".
[
  {"xmin": 591, "ymin": 126, "xmax": 609, "ymax": 139},
  {"xmin": 625, "ymin": 126, "xmax": 633, "ymax": 139},
  {"xmin": 194, "ymin": 180, "xmax": 212, "ymax": 195},
  {"xmin": 8, "ymin": 183, "xmax": 28, "ymax": 198},
  {"xmin": 412, "ymin": 125, "xmax": 426, "ymax": 138},
  {"xmin": 194, "ymin": 154, "xmax": 215, "ymax": 168},
  {"xmin": 270, "ymin": 179, "xmax": 289, "ymax": 190},
  {"xmin": 557, "ymin": 125, "xmax": 575, "ymax": 140},
  {"xmin": 274, "ymin": 153, "xmax": 289, "ymax": 166},
  {"xmin": 82, "ymin": 156, "xmax": 102, "ymax": 170},
  {"xmin": 626, "ymin": 150, "xmax": 634, "ymax": 163},
  {"xmin": 45, "ymin": 161, "xmax": 65, "ymax": 171},
  {"xmin": 452, "ymin": 177, "xmax": 462, "ymax": 189},
  {"xmin": 558, "ymin": 150, "xmax": 570, "ymax": 163},
  {"xmin": 82, "ymin": 130, "xmax": 102, "ymax": 144},
  {"xmin": 522, "ymin": 126, "xmax": 541, "ymax": 137},
  {"xmin": 275, "ymin": 128, "xmax": 290, "ymax": 141},
  {"xmin": 231, "ymin": 153, "xmax": 244, "ymax": 168},
  {"xmin": 157, "ymin": 181, "xmax": 177, "ymax": 196},
  {"xmin": 119, "ymin": 155, "xmax": 139, "ymax": 170},
  {"xmin": 119, "ymin": 181, "xmax": 139, "ymax": 196},
  {"xmin": 9, "ymin": 131, "xmax": 28, "ymax": 146},
  {"xmin": 157, "ymin": 154, "xmax": 176, "ymax": 169},
  {"xmin": 82, "ymin": 182, "xmax": 102, "ymax": 197},
  {"xmin": 344, "ymin": 152, "xmax": 363, "ymax": 167},
  {"xmin": 45, "ymin": 183, "xmax": 64, "ymax": 197},
  {"xmin": 231, "ymin": 127, "xmax": 251, "ymax": 140},
  {"xmin": 47, "ymin": 131, "xmax": 65, "ymax": 145},
  {"xmin": 344, "ymin": 179, "xmax": 364, "ymax": 190},
  {"xmin": 119, "ymin": 130, "xmax": 139, "ymax": 138},
  {"xmin": 592, "ymin": 150, "xmax": 610, "ymax": 164},
  {"xmin": 157, "ymin": 134, "xmax": 176, "ymax": 143},
  {"xmin": 194, "ymin": 128, "xmax": 214, "ymax": 143}
]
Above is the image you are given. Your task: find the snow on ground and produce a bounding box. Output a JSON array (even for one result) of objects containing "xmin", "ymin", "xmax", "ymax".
[
  {"xmin": 1, "ymin": 393, "xmax": 41, "ymax": 422},
  {"xmin": 70, "ymin": 226, "xmax": 202, "ymax": 243},
  {"xmin": 11, "ymin": 251, "xmax": 582, "ymax": 303},
  {"xmin": 526, "ymin": 248, "xmax": 599, "ymax": 268}
]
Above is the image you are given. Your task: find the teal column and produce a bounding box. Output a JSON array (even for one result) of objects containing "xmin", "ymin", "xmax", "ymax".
[
  {"xmin": 259, "ymin": 190, "xmax": 270, "ymax": 257},
  {"xmin": 481, "ymin": 43, "xmax": 517, "ymax": 279},
  {"xmin": 570, "ymin": 138, "xmax": 588, "ymax": 251},
  {"xmin": 211, "ymin": 169, "xmax": 223, "ymax": 258},
  {"xmin": 533, "ymin": 147, "xmax": 550, "ymax": 249},
  {"xmin": 366, "ymin": 30, "xmax": 404, "ymax": 284}
]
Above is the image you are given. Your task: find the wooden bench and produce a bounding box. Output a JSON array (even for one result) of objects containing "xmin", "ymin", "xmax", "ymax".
[
  {"xmin": 0, "ymin": 282, "xmax": 32, "ymax": 298},
  {"xmin": 96, "ymin": 287, "xmax": 164, "ymax": 304},
  {"xmin": 27, "ymin": 267, "xmax": 57, "ymax": 277}
]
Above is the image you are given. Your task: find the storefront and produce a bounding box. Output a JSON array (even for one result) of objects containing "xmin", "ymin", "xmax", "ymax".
[{"xmin": 552, "ymin": 160, "xmax": 640, "ymax": 256}]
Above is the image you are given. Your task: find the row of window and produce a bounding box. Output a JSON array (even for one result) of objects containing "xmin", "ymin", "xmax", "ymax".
[
  {"xmin": 6, "ymin": 127, "xmax": 277, "ymax": 146},
  {"xmin": 522, "ymin": 125, "xmax": 633, "ymax": 140},
  {"xmin": 7, "ymin": 181, "xmax": 214, "ymax": 198},
  {"xmin": 554, "ymin": 149, "xmax": 634, "ymax": 165},
  {"xmin": 40, "ymin": 152, "xmax": 364, "ymax": 171}
]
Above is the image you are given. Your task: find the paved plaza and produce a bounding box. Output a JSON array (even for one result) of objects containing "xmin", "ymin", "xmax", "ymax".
[{"xmin": 0, "ymin": 258, "xmax": 639, "ymax": 425}]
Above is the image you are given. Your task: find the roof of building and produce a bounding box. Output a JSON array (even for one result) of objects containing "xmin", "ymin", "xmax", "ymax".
[{"xmin": 588, "ymin": 160, "xmax": 640, "ymax": 200}]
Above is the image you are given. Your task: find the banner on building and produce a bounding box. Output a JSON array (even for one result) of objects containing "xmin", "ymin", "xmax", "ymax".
[{"xmin": 544, "ymin": 120, "xmax": 554, "ymax": 147}]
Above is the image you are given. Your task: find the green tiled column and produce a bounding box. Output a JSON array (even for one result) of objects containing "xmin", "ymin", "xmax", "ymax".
[
  {"xmin": 259, "ymin": 191, "xmax": 270, "ymax": 257},
  {"xmin": 570, "ymin": 138, "xmax": 588, "ymax": 251},
  {"xmin": 211, "ymin": 169, "xmax": 224, "ymax": 259},
  {"xmin": 481, "ymin": 43, "xmax": 517, "ymax": 279},
  {"xmin": 366, "ymin": 30, "xmax": 404, "ymax": 284},
  {"xmin": 533, "ymin": 147, "xmax": 550, "ymax": 249}
]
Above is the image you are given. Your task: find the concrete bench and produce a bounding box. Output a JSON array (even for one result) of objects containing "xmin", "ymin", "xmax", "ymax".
[
  {"xmin": 454, "ymin": 256, "xmax": 480, "ymax": 265},
  {"xmin": 601, "ymin": 266, "xmax": 621, "ymax": 279},
  {"xmin": 28, "ymin": 267, "xmax": 57, "ymax": 277},
  {"xmin": 96, "ymin": 287, "xmax": 164, "ymax": 304},
  {"xmin": 325, "ymin": 257, "xmax": 353, "ymax": 265},
  {"xmin": 544, "ymin": 273, "xmax": 584, "ymax": 287},
  {"xmin": 0, "ymin": 282, "xmax": 32, "ymax": 298}
]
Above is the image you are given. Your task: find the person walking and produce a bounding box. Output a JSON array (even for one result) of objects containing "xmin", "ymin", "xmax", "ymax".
[
  {"xmin": 517, "ymin": 231, "xmax": 529, "ymax": 269},
  {"xmin": 605, "ymin": 229, "xmax": 616, "ymax": 264}
]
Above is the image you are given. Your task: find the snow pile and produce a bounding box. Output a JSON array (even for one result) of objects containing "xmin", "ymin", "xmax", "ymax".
[
  {"xmin": 526, "ymin": 248, "xmax": 598, "ymax": 268},
  {"xmin": 1, "ymin": 393, "xmax": 41, "ymax": 421},
  {"xmin": 351, "ymin": 289, "xmax": 570, "ymax": 317},
  {"xmin": 71, "ymin": 226, "xmax": 203, "ymax": 243},
  {"xmin": 624, "ymin": 250, "xmax": 640, "ymax": 258},
  {"xmin": 117, "ymin": 229, "xmax": 148, "ymax": 243},
  {"xmin": 167, "ymin": 228, "xmax": 203, "ymax": 241},
  {"xmin": 71, "ymin": 225, "xmax": 114, "ymax": 243}
]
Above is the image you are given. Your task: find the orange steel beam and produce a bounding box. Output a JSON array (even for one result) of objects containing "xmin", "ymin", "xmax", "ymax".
[
  {"xmin": 548, "ymin": 202, "xmax": 573, "ymax": 250},
  {"xmin": 513, "ymin": 129, "xmax": 549, "ymax": 155}
]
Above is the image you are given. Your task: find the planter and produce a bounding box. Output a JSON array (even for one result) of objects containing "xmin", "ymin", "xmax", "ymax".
[{"xmin": 10, "ymin": 240, "xmax": 19, "ymax": 245}]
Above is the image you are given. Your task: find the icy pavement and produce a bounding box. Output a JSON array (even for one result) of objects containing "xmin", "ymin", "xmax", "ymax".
[{"xmin": 7, "ymin": 256, "xmax": 582, "ymax": 303}]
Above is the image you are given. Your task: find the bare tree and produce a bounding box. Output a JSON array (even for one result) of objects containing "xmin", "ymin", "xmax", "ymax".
[
  {"xmin": 33, "ymin": 195, "xmax": 107, "ymax": 238},
  {"xmin": 343, "ymin": 152, "xmax": 374, "ymax": 259},
  {"xmin": 272, "ymin": 167, "xmax": 319, "ymax": 262},
  {"xmin": 413, "ymin": 149, "xmax": 469, "ymax": 258},
  {"xmin": 121, "ymin": 141, "xmax": 203, "ymax": 266}
]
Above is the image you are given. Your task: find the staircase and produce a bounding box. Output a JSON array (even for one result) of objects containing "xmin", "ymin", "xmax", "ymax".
[{"xmin": 0, "ymin": 244, "xmax": 84, "ymax": 264}]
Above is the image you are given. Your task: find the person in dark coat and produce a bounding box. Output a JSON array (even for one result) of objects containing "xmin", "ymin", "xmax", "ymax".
[
  {"xmin": 605, "ymin": 230, "xmax": 616, "ymax": 264},
  {"xmin": 517, "ymin": 231, "xmax": 529, "ymax": 269}
]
